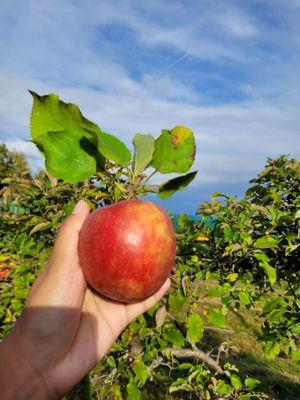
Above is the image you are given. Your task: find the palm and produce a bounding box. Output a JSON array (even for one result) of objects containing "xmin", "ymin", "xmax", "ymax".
[{"xmin": 41, "ymin": 263, "xmax": 169, "ymax": 396}]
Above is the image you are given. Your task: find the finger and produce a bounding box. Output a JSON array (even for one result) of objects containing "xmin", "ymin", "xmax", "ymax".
[
  {"xmin": 26, "ymin": 200, "xmax": 90, "ymax": 308},
  {"xmin": 49, "ymin": 200, "xmax": 90, "ymax": 269},
  {"xmin": 125, "ymin": 278, "xmax": 171, "ymax": 322}
]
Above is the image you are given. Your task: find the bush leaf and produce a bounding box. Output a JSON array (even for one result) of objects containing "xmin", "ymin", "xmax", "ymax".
[
  {"xmin": 164, "ymin": 328, "xmax": 185, "ymax": 348},
  {"xmin": 169, "ymin": 291, "xmax": 188, "ymax": 323},
  {"xmin": 239, "ymin": 292, "xmax": 251, "ymax": 305},
  {"xmin": 208, "ymin": 309, "xmax": 226, "ymax": 328},
  {"xmin": 245, "ymin": 377, "xmax": 261, "ymax": 390},
  {"xmin": 132, "ymin": 359, "xmax": 148, "ymax": 385},
  {"xmin": 126, "ymin": 378, "xmax": 141, "ymax": 400},
  {"xmin": 186, "ymin": 313, "xmax": 204, "ymax": 344},
  {"xmin": 254, "ymin": 236, "xmax": 277, "ymax": 249}
]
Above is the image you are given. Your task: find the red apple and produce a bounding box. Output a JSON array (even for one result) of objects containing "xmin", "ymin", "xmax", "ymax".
[{"xmin": 78, "ymin": 199, "xmax": 176, "ymax": 302}]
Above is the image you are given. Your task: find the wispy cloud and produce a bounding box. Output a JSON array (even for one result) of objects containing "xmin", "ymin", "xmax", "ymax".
[{"xmin": 0, "ymin": 0, "xmax": 299, "ymax": 211}]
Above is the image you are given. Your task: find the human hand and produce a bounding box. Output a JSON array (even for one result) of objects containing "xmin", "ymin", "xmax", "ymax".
[{"xmin": 0, "ymin": 200, "xmax": 171, "ymax": 400}]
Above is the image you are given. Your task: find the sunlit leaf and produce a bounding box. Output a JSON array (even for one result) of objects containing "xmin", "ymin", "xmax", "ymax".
[
  {"xmin": 186, "ymin": 313, "xmax": 204, "ymax": 344},
  {"xmin": 254, "ymin": 236, "xmax": 277, "ymax": 249},
  {"xmin": 152, "ymin": 126, "xmax": 195, "ymax": 173},
  {"xmin": 37, "ymin": 130, "xmax": 97, "ymax": 183},
  {"xmin": 132, "ymin": 359, "xmax": 148, "ymax": 385}
]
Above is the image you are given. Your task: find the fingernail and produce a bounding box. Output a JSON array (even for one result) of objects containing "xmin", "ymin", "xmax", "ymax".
[{"xmin": 72, "ymin": 200, "xmax": 86, "ymax": 215}]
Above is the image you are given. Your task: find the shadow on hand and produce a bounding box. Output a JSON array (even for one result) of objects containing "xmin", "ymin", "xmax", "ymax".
[{"xmin": 8, "ymin": 306, "xmax": 99, "ymax": 400}]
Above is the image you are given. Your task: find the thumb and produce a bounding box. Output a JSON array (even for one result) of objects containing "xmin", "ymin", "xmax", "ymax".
[
  {"xmin": 50, "ymin": 200, "xmax": 90, "ymax": 267},
  {"xmin": 26, "ymin": 200, "xmax": 90, "ymax": 308}
]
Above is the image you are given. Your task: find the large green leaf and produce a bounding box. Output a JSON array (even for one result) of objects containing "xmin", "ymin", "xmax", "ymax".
[
  {"xmin": 186, "ymin": 313, "xmax": 204, "ymax": 344},
  {"xmin": 132, "ymin": 134, "xmax": 155, "ymax": 175},
  {"xmin": 97, "ymin": 131, "xmax": 131, "ymax": 167},
  {"xmin": 37, "ymin": 130, "xmax": 97, "ymax": 183},
  {"xmin": 159, "ymin": 171, "xmax": 197, "ymax": 199},
  {"xmin": 152, "ymin": 126, "xmax": 195, "ymax": 173},
  {"xmin": 30, "ymin": 91, "xmax": 129, "ymax": 168},
  {"xmin": 30, "ymin": 91, "xmax": 100, "ymax": 140}
]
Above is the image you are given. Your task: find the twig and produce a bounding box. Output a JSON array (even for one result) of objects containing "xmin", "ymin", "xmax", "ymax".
[
  {"xmin": 162, "ymin": 347, "xmax": 225, "ymax": 375},
  {"xmin": 205, "ymin": 325, "xmax": 253, "ymax": 337}
]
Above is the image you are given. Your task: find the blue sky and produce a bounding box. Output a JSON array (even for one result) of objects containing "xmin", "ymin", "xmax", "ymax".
[{"xmin": 0, "ymin": 0, "xmax": 299, "ymax": 213}]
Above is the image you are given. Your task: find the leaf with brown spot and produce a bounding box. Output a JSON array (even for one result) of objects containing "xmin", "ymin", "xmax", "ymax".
[{"xmin": 152, "ymin": 126, "xmax": 196, "ymax": 174}]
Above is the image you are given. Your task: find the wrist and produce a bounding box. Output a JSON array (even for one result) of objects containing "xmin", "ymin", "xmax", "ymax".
[{"xmin": 0, "ymin": 331, "xmax": 58, "ymax": 400}]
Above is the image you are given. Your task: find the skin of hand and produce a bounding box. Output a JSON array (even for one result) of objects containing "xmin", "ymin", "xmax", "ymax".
[{"xmin": 0, "ymin": 200, "xmax": 171, "ymax": 400}]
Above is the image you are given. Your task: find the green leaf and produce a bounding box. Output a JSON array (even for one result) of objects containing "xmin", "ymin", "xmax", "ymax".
[
  {"xmin": 37, "ymin": 131, "xmax": 97, "ymax": 183},
  {"xmin": 255, "ymin": 253, "xmax": 277, "ymax": 284},
  {"xmin": 254, "ymin": 236, "xmax": 277, "ymax": 249},
  {"xmin": 230, "ymin": 374, "xmax": 242, "ymax": 391},
  {"xmin": 98, "ymin": 131, "xmax": 131, "ymax": 167},
  {"xmin": 126, "ymin": 378, "xmax": 141, "ymax": 400},
  {"xmin": 215, "ymin": 380, "xmax": 233, "ymax": 396},
  {"xmin": 254, "ymin": 252, "xmax": 270, "ymax": 263},
  {"xmin": 264, "ymin": 340, "xmax": 281, "ymax": 360},
  {"xmin": 106, "ymin": 355, "xmax": 116, "ymax": 368},
  {"xmin": 132, "ymin": 359, "xmax": 148, "ymax": 385},
  {"xmin": 208, "ymin": 309, "xmax": 226, "ymax": 328},
  {"xmin": 164, "ymin": 328, "xmax": 185, "ymax": 348},
  {"xmin": 169, "ymin": 378, "xmax": 191, "ymax": 393},
  {"xmin": 169, "ymin": 291, "xmax": 188, "ymax": 323},
  {"xmin": 261, "ymin": 263, "xmax": 277, "ymax": 284},
  {"xmin": 291, "ymin": 350, "xmax": 300, "ymax": 362},
  {"xmin": 30, "ymin": 91, "xmax": 101, "ymax": 140},
  {"xmin": 263, "ymin": 297, "xmax": 287, "ymax": 314},
  {"xmin": 132, "ymin": 133, "xmax": 155, "ymax": 175},
  {"xmin": 245, "ymin": 377, "xmax": 261, "ymax": 390},
  {"xmin": 152, "ymin": 126, "xmax": 195, "ymax": 173},
  {"xmin": 291, "ymin": 323, "xmax": 300, "ymax": 334},
  {"xmin": 226, "ymin": 273, "xmax": 238, "ymax": 282},
  {"xmin": 186, "ymin": 313, "xmax": 204, "ymax": 344},
  {"xmin": 239, "ymin": 292, "xmax": 251, "ymax": 306},
  {"xmin": 10, "ymin": 299, "xmax": 22, "ymax": 312},
  {"xmin": 159, "ymin": 171, "xmax": 197, "ymax": 199}
]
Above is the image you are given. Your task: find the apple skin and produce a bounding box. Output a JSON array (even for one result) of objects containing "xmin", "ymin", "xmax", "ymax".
[{"xmin": 78, "ymin": 199, "xmax": 176, "ymax": 302}]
